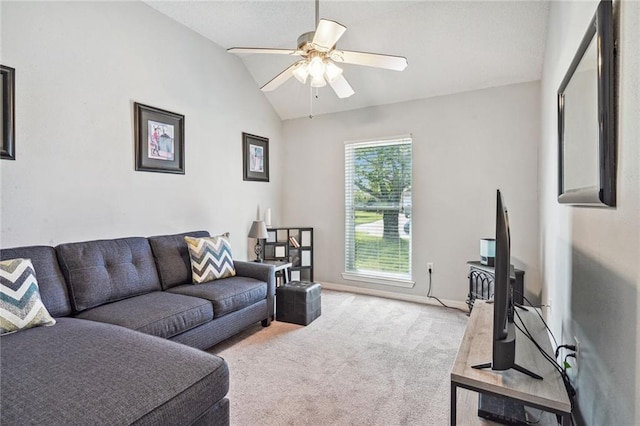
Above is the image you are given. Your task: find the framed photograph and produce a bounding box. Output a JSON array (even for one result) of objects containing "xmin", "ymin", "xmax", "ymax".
[
  {"xmin": 1, "ymin": 65, "xmax": 16, "ymax": 160},
  {"xmin": 134, "ymin": 102, "xmax": 184, "ymax": 174},
  {"xmin": 242, "ymin": 132, "xmax": 269, "ymax": 182}
]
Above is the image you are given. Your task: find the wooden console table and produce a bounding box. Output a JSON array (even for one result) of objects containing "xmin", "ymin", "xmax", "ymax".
[{"xmin": 450, "ymin": 300, "xmax": 571, "ymax": 425}]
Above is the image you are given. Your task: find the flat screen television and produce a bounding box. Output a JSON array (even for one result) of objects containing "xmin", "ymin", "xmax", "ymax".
[{"xmin": 473, "ymin": 190, "xmax": 541, "ymax": 380}]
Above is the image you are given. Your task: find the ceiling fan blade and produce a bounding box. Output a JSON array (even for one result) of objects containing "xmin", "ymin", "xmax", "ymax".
[
  {"xmin": 332, "ymin": 50, "xmax": 408, "ymax": 71},
  {"xmin": 260, "ymin": 62, "xmax": 301, "ymax": 92},
  {"xmin": 228, "ymin": 48, "xmax": 300, "ymax": 55},
  {"xmin": 328, "ymin": 75, "xmax": 355, "ymax": 99},
  {"xmin": 311, "ymin": 19, "xmax": 347, "ymax": 52}
]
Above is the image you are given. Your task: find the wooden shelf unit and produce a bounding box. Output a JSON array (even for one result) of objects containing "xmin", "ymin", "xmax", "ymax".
[{"xmin": 261, "ymin": 227, "xmax": 314, "ymax": 282}]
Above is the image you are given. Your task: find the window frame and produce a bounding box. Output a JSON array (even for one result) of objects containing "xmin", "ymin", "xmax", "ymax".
[{"xmin": 342, "ymin": 135, "xmax": 414, "ymax": 288}]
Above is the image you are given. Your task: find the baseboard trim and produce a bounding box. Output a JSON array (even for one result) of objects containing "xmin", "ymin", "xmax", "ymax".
[{"xmin": 319, "ymin": 282, "xmax": 470, "ymax": 312}]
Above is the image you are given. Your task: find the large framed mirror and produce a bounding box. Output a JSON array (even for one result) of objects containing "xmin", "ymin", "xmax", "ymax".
[{"xmin": 557, "ymin": 0, "xmax": 616, "ymax": 206}]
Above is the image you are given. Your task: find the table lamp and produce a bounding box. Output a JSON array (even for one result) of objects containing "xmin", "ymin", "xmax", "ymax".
[{"xmin": 248, "ymin": 220, "xmax": 269, "ymax": 262}]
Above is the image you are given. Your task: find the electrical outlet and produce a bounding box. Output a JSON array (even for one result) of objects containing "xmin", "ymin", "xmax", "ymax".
[{"xmin": 427, "ymin": 262, "xmax": 434, "ymax": 273}]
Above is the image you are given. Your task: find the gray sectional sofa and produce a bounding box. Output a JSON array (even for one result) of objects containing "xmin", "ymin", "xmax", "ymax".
[{"xmin": 0, "ymin": 230, "xmax": 276, "ymax": 425}]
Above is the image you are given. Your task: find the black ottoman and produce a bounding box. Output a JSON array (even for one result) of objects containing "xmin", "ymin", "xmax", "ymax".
[{"xmin": 276, "ymin": 281, "xmax": 321, "ymax": 325}]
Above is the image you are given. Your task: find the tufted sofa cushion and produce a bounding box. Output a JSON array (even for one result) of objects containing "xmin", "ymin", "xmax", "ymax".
[
  {"xmin": 148, "ymin": 230, "xmax": 210, "ymax": 290},
  {"xmin": 0, "ymin": 246, "xmax": 72, "ymax": 317},
  {"xmin": 56, "ymin": 238, "xmax": 161, "ymax": 312}
]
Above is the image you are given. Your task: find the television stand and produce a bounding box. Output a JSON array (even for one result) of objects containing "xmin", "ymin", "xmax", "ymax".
[{"xmin": 450, "ymin": 300, "xmax": 571, "ymax": 425}]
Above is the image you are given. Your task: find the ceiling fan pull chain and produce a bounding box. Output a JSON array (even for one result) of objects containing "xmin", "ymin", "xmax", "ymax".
[{"xmin": 309, "ymin": 83, "xmax": 314, "ymax": 119}]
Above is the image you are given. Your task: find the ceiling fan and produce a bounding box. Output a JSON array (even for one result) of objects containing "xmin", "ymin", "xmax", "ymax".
[{"xmin": 228, "ymin": 0, "xmax": 408, "ymax": 99}]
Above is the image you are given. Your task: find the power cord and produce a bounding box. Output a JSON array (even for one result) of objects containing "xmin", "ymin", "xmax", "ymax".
[
  {"xmin": 426, "ymin": 268, "xmax": 469, "ymax": 314},
  {"xmin": 555, "ymin": 344, "xmax": 577, "ymax": 360},
  {"xmin": 514, "ymin": 317, "xmax": 576, "ymax": 408},
  {"xmin": 564, "ymin": 353, "xmax": 576, "ymax": 369},
  {"xmin": 514, "ymin": 289, "xmax": 559, "ymax": 349},
  {"xmin": 513, "ymin": 309, "xmax": 577, "ymax": 410},
  {"xmin": 513, "ymin": 290, "xmax": 579, "ymax": 374}
]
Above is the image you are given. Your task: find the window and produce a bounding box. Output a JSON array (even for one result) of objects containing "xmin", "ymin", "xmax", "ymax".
[{"xmin": 344, "ymin": 136, "xmax": 413, "ymax": 286}]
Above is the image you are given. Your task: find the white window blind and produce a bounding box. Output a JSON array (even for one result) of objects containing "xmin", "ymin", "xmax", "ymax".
[{"xmin": 344, "ymin": 137, "xmax": 412, "ymax": 283}]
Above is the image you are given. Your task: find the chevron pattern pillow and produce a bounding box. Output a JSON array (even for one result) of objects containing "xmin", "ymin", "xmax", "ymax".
[
  {"xmin": 184, "ymin": 233, "xmax": 236, "ymax": 283},
  {"xmin": 1, "ymin": 258, "xmax": 56, "ymax": 335}
]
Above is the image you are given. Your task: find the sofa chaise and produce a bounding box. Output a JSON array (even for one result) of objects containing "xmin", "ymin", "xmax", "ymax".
[{"xmin": 0, "ymin": 230, "xmax": 276, "ymax": 425}]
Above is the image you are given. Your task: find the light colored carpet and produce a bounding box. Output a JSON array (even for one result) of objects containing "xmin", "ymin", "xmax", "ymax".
[{"xmin": 210, "ymin": 289, "xmax": 468, "ymax": 425}]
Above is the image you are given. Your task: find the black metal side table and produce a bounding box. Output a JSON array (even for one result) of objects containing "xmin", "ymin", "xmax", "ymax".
[{"xmin": 263, "ymin": 260, "xmax": 292, "ymax": 286}]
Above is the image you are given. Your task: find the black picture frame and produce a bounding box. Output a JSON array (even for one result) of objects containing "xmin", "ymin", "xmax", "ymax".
[
  {"xmin": 134, "ymin": 102, "xmax": 185, "ymax": 174},
  {"xmin": 242, "ymin": 132, "xmax": 269, "ymax": 182},
  {"xmin": 557, "ymin": 0, "xmax": 616, "ymax": 206},
  {"xmin": 1, "ymin": 65, "xmax": 16, "ymax": 160}
]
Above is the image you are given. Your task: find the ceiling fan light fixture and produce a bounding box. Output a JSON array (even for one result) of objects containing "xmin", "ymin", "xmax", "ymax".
[
  {"xmin": 310, "ymin": 74, "xmax": 327, "ymax": 88},
  {"xmin": 324, "ymin": 59, "xmax": 343, "ymax": 82},
  {"xmin": 228, "ymin": 3, "xmax": 408, "ymax": 100},
  {"xmin": 293, "ymin": 62, "xmax": 309, "ymax": 84},
  {"xmin": 308, "ymin": 55, "xmax": 325, "ymax": 79}
]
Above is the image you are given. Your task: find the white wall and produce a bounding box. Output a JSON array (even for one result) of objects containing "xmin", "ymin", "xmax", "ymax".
[
  {"xmin": 0, "ymin": 1, "xmax": 283, "ymax": 258},
  {"xmin": 540, "ymin": 1, "xmax": 640, "ymax": 424},
  {"xmin": 281, "ymin": 82, "xmax": 540, "ymax": 303}
]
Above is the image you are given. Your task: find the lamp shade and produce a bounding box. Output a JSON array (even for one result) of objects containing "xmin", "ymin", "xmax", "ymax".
[
  {"xmin": 293, "ymin": 63, "xmax": 309, "ymax": 84},
  {"xmin": 324, "ymin": 59, "xmax": 343, "ymax": 82},
  {"xmin": 248, "ymin": 220, "xmax": 269, "ymax": 239},
  {"xmin": 308, "ymin": 56, "xmax": 325, "ymax": 78},
  {"xmin": 310, "ymin": 74, "xmax": 327, "ymax": 88}
]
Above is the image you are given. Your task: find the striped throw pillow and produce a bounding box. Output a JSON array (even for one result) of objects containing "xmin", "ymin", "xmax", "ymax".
[
  {"xmin": 1, "ymin": 258, "xmax": 56, "ymax": 335},
  {"xmin": 184, "ymin": 233, "xmax": 236, "ymax": 283}
]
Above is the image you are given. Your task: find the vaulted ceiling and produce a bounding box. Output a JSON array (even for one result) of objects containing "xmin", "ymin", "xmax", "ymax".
[{"xmin": 144, "ymin": 1, "xmax": 550, "ymax": 120}]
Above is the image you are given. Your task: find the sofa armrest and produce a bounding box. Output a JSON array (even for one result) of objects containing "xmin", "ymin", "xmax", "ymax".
[
  {"xmin": 234, "ymin": 260, "xmax": 275, "ymax": 287},
  {"xmin": 234, "ymin": 261, "xmax": 275, "ymax": 322}
]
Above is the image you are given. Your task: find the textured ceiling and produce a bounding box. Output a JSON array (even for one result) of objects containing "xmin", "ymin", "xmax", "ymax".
[{"xmin": 144, "ymin": 1, "xmax": 550, "ymax": 120}]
